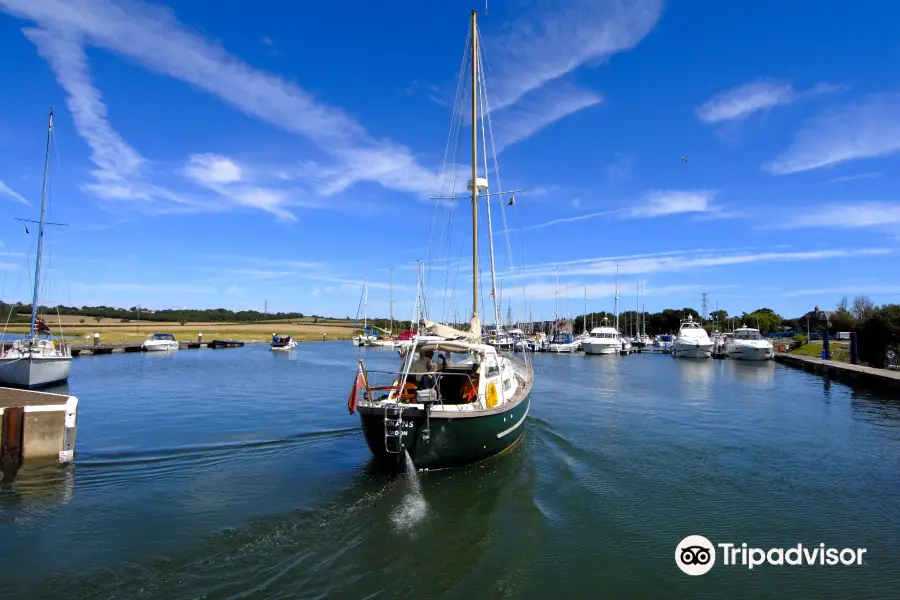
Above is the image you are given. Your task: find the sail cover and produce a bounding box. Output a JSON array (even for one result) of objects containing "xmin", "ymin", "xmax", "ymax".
[{"xmin": 421, "ymin": 315, "xmax": 482, "ymax": 343}]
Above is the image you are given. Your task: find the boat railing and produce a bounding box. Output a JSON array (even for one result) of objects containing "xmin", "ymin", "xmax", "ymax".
[{"xmin": 362, "ymin": 369, "xmax": 479, "ymax": 406}]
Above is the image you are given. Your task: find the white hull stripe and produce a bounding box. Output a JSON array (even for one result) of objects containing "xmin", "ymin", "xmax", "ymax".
[{"xmin": 496, "ymin": 405, "xmax": 530, "ymax": 439}]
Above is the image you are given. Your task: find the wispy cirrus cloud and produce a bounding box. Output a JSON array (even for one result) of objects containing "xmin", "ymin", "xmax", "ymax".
[
  {"xmin": 510, "ymin": 247, "xmax": 892, "ymax": 281},
  {"xmin": 784, "ymin": 284, "xmax": 900, "ymax": 298},
  {"xmin": 70, "ymin": 282, "xmax": 217, "ymax": 294},
  {"xmin": 486, "ymin": 0, "xmax": 663, "ymax": 149},
  {"xmin": 489, "ymin": 0, "xmax": 663, "ymax": 111},
  {"xmin": 492, "ymin": 80, "xmax": 602, "ymax": 151},
  {"xmin": 772, "ymin": 202, "xmax": 900, "ymax": 230},
  {"xmin": 0, "ymin": 179, "xmax": 31, "ymax": 205},
  {"xmin": 525, "ymin": 189, "xmax": 719, "ymax": 230},
  {"xmin": 0, "ymin": 0, "xmax": 439, "ymax": 214},
  {"xmin": 696, "ymin": 79, "xmax": 845, "ymax": 124},
  {"xmin": 764, "ymin": 93, "xmax": 900, "ymax": 174},
  {"xmin": 183, "ymin": 153, "xmax": 305, "ymax": 221},
  {"xmin": 826, "ymin": 172, "xmax": 882, "ymax": 184}
]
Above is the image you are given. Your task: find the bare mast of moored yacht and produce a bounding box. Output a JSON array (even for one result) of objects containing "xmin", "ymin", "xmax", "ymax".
[{"xmin": 27, "ymin": 108, "xmax": 54, "ymax": 344}]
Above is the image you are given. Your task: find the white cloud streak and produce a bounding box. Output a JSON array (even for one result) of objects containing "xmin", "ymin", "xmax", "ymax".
[
  {"xmin": 0, "ymin": 179, "xmax": 32, "ymax": 205},
  {"xmin": 1, "ymin": 0, "xmax": 439, "ymax": 211},
  {"xmin": 513, "ymin": 247, "xmax": 892, "ymax": 280},
  {"xmin": 70, "ymin": 282, "xmax": 217, "ymax": 294},
  {"xmin": 525, "ymin": 189, "xmax": 719, "ymax": 231},
  {"xmin": 696, "ymin": 79, "xmax": 844, "ymax": 124},
  {"xmin": 485, "ymin": 0, "xmax": 663, "ymax": 150},
  {"xmin": 785, "ymin": 285, "xmax": 900, "ymax": 298},
  {"xmin": 764, "ymin": 93, "xmax": 900, "ymax": 174},
  {"xmin": 488, "ymin": 0, "xmax": 663, "ymax": 111},
  {"xmin": 772, "ymin": 202, "xmax": 900, "ymax": 229},
  {"xmin": 826, "ymin": 172, "xmax": 882, "ymax": 184},
  {"xmin": 492, "ymin": 81, "xmax": 602, "ymax": 151}
]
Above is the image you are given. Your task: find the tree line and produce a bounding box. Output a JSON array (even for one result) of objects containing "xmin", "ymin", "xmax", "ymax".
[{"xmin": 0, "ymin": 301, "xmax": 322, "ymax": 324}]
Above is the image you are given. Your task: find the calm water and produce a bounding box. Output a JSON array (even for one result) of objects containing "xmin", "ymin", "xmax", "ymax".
[{"xmin": 1, "ymin": 343, "xmax": 898, "ymax": 599}]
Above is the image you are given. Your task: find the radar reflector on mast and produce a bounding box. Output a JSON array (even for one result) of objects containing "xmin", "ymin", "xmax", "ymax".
[{"xmin": 467, "ymin": 177, "xmax": 488, "ymax": 192}]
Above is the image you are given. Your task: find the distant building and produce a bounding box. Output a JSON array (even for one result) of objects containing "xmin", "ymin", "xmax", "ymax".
[{"xmin": 798, "ymin": 308, "xmax": 833, "ymax": 329}]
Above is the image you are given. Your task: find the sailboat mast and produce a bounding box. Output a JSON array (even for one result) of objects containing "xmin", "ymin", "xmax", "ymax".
[
  {"xmin": 363, "ymin": 276, "xmax": 368, "ymax": 333},
  {"xmin": 470, "ymin": 9, "xmax": 479, "ymax": 321},
  {"xmin": 29, "ymin": 107, "xmax": 54, "ymax": 341},
  {"xmin": 583, "ymin": 286, "xmax": 587, "ymax": 334},
  {"xmin": 614, "ymin": 263, "xmax": 619, "ymax": 332},
  {"xmin": 389, "ymin": 268, "xmax": 393, "ymax": 334},
  {"xmin": 635, "ymin": 281, "xmax": 639, "ymax": 337},
  {"xmin": 554, "ymin": 266, "xmax": 559, "ymax": 333}
]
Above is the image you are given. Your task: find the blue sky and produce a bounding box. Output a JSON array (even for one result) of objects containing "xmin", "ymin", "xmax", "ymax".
[{"xmin": 1, "ymin": 0, "xmax": 899, "ymax": 323}]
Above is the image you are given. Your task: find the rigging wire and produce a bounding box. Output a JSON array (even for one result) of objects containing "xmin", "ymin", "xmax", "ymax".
[{"xmin": 427, "ymin": 22, "xmax": 472, "ymax": 321}]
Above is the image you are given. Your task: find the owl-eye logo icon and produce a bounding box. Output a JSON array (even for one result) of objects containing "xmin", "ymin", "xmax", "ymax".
[{"xmin": 676, "ymin": 535, "xmax": 716, "ymax": 575}]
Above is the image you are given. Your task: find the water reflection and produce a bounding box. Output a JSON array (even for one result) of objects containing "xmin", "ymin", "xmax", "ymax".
[
  {"xmin": 0, "ymin": 461, "xmax": 75, "ymax": 517},
  {"xmin": 849, "ymin": 388, "xmax": 900, "ymax": 425},
  {"xmin": 676, "ymin": 357, "xmax": 713, "ymax": 387},
  {"xmin": 726, "ymin": 360, "xmax": 776, "ymax": 387}
]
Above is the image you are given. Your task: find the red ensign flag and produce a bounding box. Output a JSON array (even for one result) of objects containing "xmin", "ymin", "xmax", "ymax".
[{"xmin": 348, "ymin": 366, "xmax": 363, "ymax": 414}]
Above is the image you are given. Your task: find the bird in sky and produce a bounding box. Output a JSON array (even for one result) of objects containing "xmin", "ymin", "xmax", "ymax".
[
  {"xmin": 507, "ymin": 195, "xmax": 516, "ymax": 206},
  {"xmin": 680, "ymin": 157, "xmax": 689, "ymax": 163}
]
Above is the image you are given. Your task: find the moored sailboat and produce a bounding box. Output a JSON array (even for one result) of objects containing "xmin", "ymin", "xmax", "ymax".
[
  {"xmin": 347, "ymin": 10, "xmax": 533, "ymax": 470},
  {"xmin": 0, "ymin": 108, "xmax": 72, "ymax": 388}
]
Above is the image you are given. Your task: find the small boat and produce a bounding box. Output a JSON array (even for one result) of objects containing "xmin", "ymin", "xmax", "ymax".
[
  {"xmin": 582, "ymin": 318, "xmax": 621, "ymax": 355},
  {"xmin": 142, "ymin": 333, "xmax": 179, "ymax": 352},
  {"xmin": 271, "ymin": 334, "xmax": 296, "ymax": 351},
  {"xmin": 548, "ymin": 332, "xmax": 580, "ymax": 353},
  {"xmin": 726, "ymin": 325, "xmax": 774, "ymax": 361},
  {"xmin": 0, "ymin": 109, "xmax": 72, "ymax": 388},
  {"xmin": 208, "ymin": 339, "xmax": 245, "ymax": 349},
  {"xmin": 673, "ymin": 315, "xmax": 713, "ymax": 359},
  {"xmin": 619, "ymin": 334, "xmax": 634, "ymax": 354}
]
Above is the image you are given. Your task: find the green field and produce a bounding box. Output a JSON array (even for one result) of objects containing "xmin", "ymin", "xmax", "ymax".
[{"xmin": 2, "ymin": 320, "xmax": 356, "ymax": 344}]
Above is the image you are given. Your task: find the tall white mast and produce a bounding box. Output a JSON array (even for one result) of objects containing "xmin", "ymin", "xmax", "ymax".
[
  {"xmin": 635, "ymin": 281, "xmax": 639, "ymax": 337},
  {"xmin": 554, "ymin": 266, "xmax": 559, "ymax": 334},
  {"xmin": 614, "ymin": 263, "xmax": 620, "ymax": 332},
  {"xmin": 583, "ymin": 286, "xmax": 587, "ymax": 335},
  {"xmin": 389, "ymin": 268, "xmax": 393, "ymax": 334},
  {"xmin": 28, "ymin": 107, "xmax": 54, "ymax": 342},
  {"xmin": 469, "ymin": 9, "xmax": 480, "ymax": 325},
  {"xmin": 363, "ymin": 276, "xmax": 368, "ymax": 333}
]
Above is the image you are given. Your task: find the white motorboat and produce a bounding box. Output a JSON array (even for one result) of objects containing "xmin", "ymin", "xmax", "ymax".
[
  {"xmin": 0, "ymin": 109, "xmax": 72, "ymax": 388},
  {"xmin": 582, "ymin": 318, "xmax": 621, "ymax": 355},
  {"xmin": 673, "ymin": 315, "xmax": 713, "ymax": 359},
  {"xmin": 726, "ymin": 325, "xmax": 774, "ymax": 361},
  {"xmin": 271, "ymin": 334, "xmax": 296, "ymax": 351},
  {"xmin": 548, "ymin": 332, "xmax": 581, "ymax": 353},
  {"xmin": 142, "ymin": 333, "xmax": 180, "ymax": 352},
  {"xmin": 619, "ymin": 334, "xmax": 634, "ymax": 354}
]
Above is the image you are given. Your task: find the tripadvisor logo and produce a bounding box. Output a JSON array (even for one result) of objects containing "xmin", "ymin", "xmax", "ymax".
[{"xmin": 675, "ymin": 535, "xmax": 867, "ymax": 575}]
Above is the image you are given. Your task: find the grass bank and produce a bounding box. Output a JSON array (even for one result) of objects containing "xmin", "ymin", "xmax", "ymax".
[
  {"xmin": 2, "ymin": 321, "xmax": 355, "ymax": 344},
  {"xmin": 790, "ymin": 341, "xmax": 850, "ymax": 363}
]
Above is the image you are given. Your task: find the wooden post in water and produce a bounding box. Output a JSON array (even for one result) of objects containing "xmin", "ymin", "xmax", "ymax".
[{"xmin": 93, "ymin": 332, "xmax": 100, "ymax": 347}]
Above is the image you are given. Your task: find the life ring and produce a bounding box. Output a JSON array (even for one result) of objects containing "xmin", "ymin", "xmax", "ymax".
[{"xmin": 486, "ymin": 381, "xmax": 498, "ymax": 408}]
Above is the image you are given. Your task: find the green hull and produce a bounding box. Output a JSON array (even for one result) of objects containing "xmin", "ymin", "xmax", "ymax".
[{"xmin": 359, "ymin": 394, "xmax": 530, "ymax": 470}]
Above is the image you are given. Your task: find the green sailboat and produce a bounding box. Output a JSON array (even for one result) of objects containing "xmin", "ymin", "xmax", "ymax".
[{"xmin": 348, "ymin": 9, "xmax": 534, "ymax": 470}]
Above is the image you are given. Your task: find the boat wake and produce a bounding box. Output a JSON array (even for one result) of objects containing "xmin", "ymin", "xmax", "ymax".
[{"xmin": 390, "ymin": 450, "xmax": 427, "ymax": 532}]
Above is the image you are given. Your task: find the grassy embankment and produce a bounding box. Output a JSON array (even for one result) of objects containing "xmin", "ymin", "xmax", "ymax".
[
  {"xmin": 790, "ymin": 341, "xmax": 850, "ymax": 363},
  {"xmin": 2, "ymin": 315, "xmax": 356, "ymax": 344}
]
